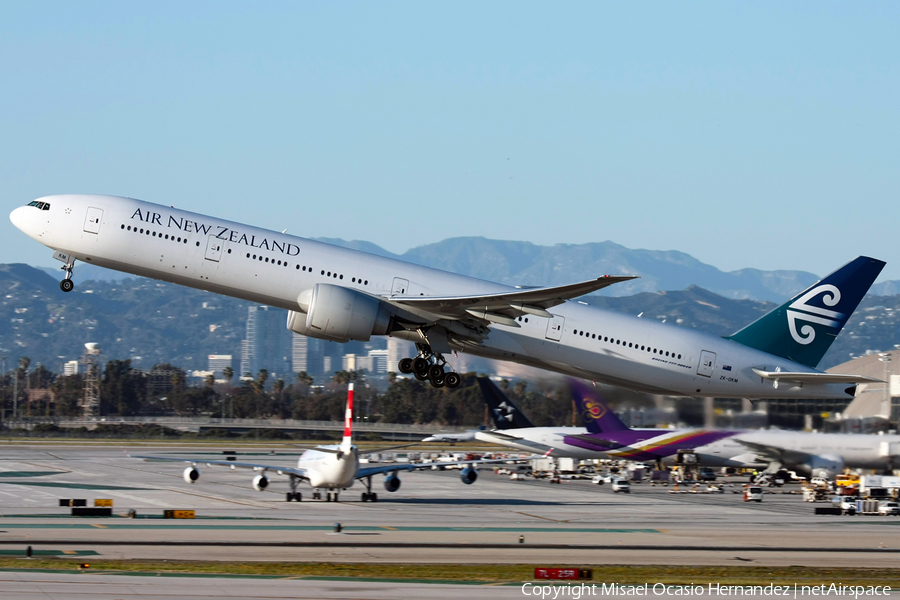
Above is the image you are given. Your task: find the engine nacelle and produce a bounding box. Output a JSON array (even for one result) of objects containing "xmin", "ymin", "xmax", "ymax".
[
  {"xmin": 384, "ymin": 473, "xmax": 401, "ymax": 493},
  {"xmin": 183, "ymin": 467, "xmax": 200, "ymax": 484},
  {"xmin": 252, "ymin": 474, "xmax": 269, "ymax": 491},
  {"xmin": 807, "ymin": 455, "xmax": 844, "ymax": 479},
  {"xmin": 286, "ymin": 284, "xmax": 391, "ymax": 342},
  {"xmin": 461, "ymin": 465, "xmax": 478, "ymax": 485}
]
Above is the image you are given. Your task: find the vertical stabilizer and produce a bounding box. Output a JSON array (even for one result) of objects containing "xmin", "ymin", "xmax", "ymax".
[
  {"xmin": 728, "ymin": 256, "xmax": 885, "ymax": 368},
  {"xmin": 341, "ymin": 383, "xmax": 354, "ymax": 451},
  {"xmin": 477, "ymin": 378, "xmax": 535, "ymax": 429},
  {"xmin": 570, "ymin": 379, "xmax": 629, "ymax": 434}
]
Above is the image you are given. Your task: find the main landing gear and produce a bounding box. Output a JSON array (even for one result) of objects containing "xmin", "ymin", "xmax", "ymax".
[
  {"xmin": 312, "ymin": 489, "xmax": 340, "ymax": 502},
  {"xmin": 285, "ymin": 475, "xmax": 302, "ymax": 502},
  {"xmin": 397, "ymin": 344, "xmax": 461, "ymax": 389},
  {"xmin": 360, "ymin": 475, "xmax": 378, "ymax": 502}
]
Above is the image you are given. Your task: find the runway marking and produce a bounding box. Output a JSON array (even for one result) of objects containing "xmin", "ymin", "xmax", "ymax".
[
  {"xmin": 0, "ymin": 523, "xmax": 662, "ymax": 532},
  {"xmin": 512, "ymin": 511, "xmax": 561, "ymax": 522},
  {"xmin": 0, "ymin": 481, "xmax": 153, "ymax": 491}
]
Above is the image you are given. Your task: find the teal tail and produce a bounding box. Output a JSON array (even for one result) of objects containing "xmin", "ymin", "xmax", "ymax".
[{"xmin": 728, "ymin": 256, "xmax": 885, "ymax": 368}]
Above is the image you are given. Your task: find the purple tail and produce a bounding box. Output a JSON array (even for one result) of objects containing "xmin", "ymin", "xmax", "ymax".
[{"xmin": 569, "ymin": 379, "xmax": 630, "ymax": 434}]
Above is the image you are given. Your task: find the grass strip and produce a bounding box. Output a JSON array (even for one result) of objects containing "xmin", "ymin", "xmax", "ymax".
[{"xmin": 1, "ymin": 559, "xmax": 899, "ymax": 586}]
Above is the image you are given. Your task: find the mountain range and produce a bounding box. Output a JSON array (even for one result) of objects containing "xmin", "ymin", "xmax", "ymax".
[{"xmin": 47, "ymin": 236, "xmax": 898, "ymax": 303}]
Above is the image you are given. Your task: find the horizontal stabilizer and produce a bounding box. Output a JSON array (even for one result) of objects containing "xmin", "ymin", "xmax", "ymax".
[{"xmin": 751, "ymin": 368, "xmax": 883, "ymax": 385}]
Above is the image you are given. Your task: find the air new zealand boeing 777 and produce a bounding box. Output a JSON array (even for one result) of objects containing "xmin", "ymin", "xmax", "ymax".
[{"xmin": 10, "ymin": 194, "xmax": 884, "ymax": 398}]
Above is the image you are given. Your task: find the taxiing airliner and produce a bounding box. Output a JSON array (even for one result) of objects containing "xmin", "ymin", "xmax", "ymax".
[
  {"xmin": 134, "ymin": 384, "xmax": 484, "ymax": 502},
  {"xmin": 564, "ymin": 380, "xmax": 900, "ymax": 479},
  {"xmin": 10, "ymin": 194, "xmax": 884, "ymax": 398}
]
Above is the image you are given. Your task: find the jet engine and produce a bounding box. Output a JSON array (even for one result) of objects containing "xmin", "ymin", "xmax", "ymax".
[
  {"xmin": 252, "ymin": 474, "xmax": 269, "ymax": 491},
  {"xmin": 807, "ymin": 455, "xmax": 844, "ymax": 479},
  {"xmin": 384, "ymin": 473, "xmax": 401, "ymax": 492},
  {"xmin": 286, "ymin": 284, "xmax": 392, "ymax": 343},
  {"xmin": 461, "ymin": 465, "xmax": 478, "ymax": 485},
  {"xmin": 183, "ymin": 467, "xmax": 200, "ymax": 484}
]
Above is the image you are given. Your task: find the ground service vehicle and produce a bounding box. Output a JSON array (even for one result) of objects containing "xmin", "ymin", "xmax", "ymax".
[{"xmin": 743, "ymin": 486, "xmax": 763, "ymax": 502}]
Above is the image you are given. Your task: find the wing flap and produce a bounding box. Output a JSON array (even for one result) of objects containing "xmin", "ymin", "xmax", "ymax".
[{"xmin": 751, "ymin": 368, "xmax": 883, "ymax": 385}]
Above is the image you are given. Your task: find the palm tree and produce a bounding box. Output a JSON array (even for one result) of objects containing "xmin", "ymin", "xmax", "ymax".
[{"xmin": 204, "ymin": 374, "xmax": 215, "ymax": 388}]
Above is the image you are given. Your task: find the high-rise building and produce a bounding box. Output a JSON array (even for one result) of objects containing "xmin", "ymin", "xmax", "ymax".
[
  {"xmin": 63, "ymin": 360, "xmax": 79, "ymax": 376},
  {"xmin": 292, "ymin": 334, "xmax": 308, "ymax": 374},
  {"xmin": 367, "ymin": 349, "xmax": 389, "ymax": 377},
  {"xmin": 207, "ymin": 355, "xmax": 233, "ymax": 380},
  {"xmin": 240, "ymin": 306, "xmax": 290, "ymax": 379},
  {"xmin": 387, "ymin": 337, "xmax": 413, "ymax": 374}
]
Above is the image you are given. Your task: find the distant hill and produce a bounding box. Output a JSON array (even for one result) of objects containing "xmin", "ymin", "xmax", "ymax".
[{"xmin": 37, "ymin": 237, "xmax": 899, "ymax": 303}]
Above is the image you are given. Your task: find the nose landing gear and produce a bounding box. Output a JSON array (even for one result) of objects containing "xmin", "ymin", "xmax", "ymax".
[
  {"xmin": 397, "ymin": 344, "xmax": 461, "ymax": 388},
  {"xmin": 59, "ymin": 260, "xmax": 75, "ymax": 292}
]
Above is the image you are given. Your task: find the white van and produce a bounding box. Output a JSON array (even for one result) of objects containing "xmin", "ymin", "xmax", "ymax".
[
  {"xmin": 743, "ymin": 486, "xmax": 764, "ymax": 502},
  {"xmin": 611, "ymin": 479, "xmax": 631, "ymax": 493}
]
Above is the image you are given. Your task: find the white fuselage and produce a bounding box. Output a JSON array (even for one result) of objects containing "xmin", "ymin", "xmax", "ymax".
[
  {"xmin": 476, "ymin": 425, "xmax": 900, "ymax": 473},
  {"xmin": 475, "ymin": 427, "xmax": 599, "ymax": 459},
  {"xmin": 10, "ymin": 194, "xmax": 854, "ymax": 399},
  {"xmin": 297, "ymin": 446, "xmax": 359, "ymax": 489}
]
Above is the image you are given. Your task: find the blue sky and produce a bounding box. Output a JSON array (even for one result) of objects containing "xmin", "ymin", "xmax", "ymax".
[{"xmin": 2, "ymin": 2, "xmax": 898, "ymax": 280}]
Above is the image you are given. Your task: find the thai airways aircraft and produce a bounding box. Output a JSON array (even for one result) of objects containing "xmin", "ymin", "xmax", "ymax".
[
  {"xmin": 431, "ymin": 379, "xmax": 900, "ymax": 478},
  {"xmin": 423, "ymin": 377, "xmax": 597, "ymax": 458},
  {"xmin": 134, "ymin": 384, "xmax": 483, "ymax": 502},
  {"xmin": 565, "ymin": 381, "xmax": 900, "ymax": 478},
  {"xmin": 10, "ymin": 194, "xmax": 884, "ymax": 397}
]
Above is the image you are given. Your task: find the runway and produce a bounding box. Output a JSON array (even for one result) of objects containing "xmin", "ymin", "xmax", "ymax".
[{"xmin": 1, "ymin": 442, "xmax": 899, "ymax": 598}]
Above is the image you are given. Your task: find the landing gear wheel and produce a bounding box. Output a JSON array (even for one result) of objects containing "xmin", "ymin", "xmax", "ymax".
[
  {"xmin": 371, "ymin": 493, "xmax": 377, "ymax": 502},
  {"xmin": 430, "ymin": 377, "xmax": 445, "ymax": 388},
  {"xmin": 412, "ymin": 357, "xmax": 430, "ymax": 376},
  {"xmin": 398, "ymin": 358, "xmax": 414, "ymax": 374},
  {"xmin": 444, "ymin": 372, "xmax": 461, "ymax": 388},
  {"xmin": 286, "ymin": 492, "xmax": 302, "ymax": 502},
  {"xmin": 428, "ymin": 364, "xmax": 445, "ymax": 381},
  {"xmin": 414, "ymin": 369, "xmax": 429, "ymax": 381},
  {"xmin": 60, "ymin": 279, "xmax": 74, "ymax": 293}
]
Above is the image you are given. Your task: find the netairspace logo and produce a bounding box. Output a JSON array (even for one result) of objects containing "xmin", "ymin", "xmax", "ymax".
[{"xmin": 520, "ymin": 583, "xmax": 892, "ymax": 599}]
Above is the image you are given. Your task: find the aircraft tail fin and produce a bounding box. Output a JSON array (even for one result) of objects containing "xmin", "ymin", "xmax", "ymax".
[
  {"xmin": 569, "ymin": 379, "xmax": 629, "ymax": 434},
  {"xmin": 477, "ymin": 378, "xmax": 535, "ymax": 430},
  {"xmin": 728, "ymin": 256, "xmax": 885, "ymax": 368},
  {"xmin": 340, "ymin": 383, "xmax": 354, "ymax": 451}
]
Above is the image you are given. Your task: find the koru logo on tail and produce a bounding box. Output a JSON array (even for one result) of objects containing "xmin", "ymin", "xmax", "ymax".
[{"xmin": 787, "ymin": 284, "xmax": 845, "ymax": 345}]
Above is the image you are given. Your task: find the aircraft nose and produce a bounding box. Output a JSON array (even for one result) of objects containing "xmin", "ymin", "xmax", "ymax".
[{"xmin": 9, "ymin": 206, "xmax": 25, "ymax": 231}]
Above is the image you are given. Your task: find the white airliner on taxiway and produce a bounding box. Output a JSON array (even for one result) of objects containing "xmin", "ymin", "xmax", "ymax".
[
  {"xmin": 134, "ymin": 384, "xmax": 485, "ymax": 502},
  {"xmin": 10, "ymin": 194, "xmax": 884, "ymax": 398}
]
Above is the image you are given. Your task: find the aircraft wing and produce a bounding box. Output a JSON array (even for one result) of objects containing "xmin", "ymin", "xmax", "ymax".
[
  {"xmin": 751, "ymin": 369, "xmax": 882, "ymax": 385},
  {"xmin": 357, "ymin": 457, "xmax": 523, "ymax": 479},
  {"xmin": 478, "ymin": 430, "xmax": 524, "ymax": 441},
  {"xmin": 384, "ymin": 276, "xmax": 637, "ymax": 327},
  {"xmin": 131, "ymin": 455, "xmax": 309, "ymax": 478},
  {"xmin": 562, "ymin": 434, "xmax": 622, "ymax": 450},
  {"xmin": 730, "ymin": 439, "xmax": 812, "ymax": 467}
]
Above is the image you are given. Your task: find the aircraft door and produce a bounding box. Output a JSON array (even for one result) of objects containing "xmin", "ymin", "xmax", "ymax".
[
  {"xmin": 697, "ymin": 350, "xmax": 716, "ymax": 377},
  {"xmin": 391, "ymin": 278, "xmax": 409, "ymax": 296},
  {"xmin": 545, "ymin": 315, "xmax": 565, "ymax": 341},
  {"xmin": 83, "ymin": 207, "xmax": 103, "ymax": 234},
  {"xmin": 204, "ymin": 235, "xmax": 223, "ymax": 262}
]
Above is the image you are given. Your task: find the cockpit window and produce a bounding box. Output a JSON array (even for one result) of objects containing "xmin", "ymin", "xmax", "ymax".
[{"xmin": 27, "ymin": 201, "xmax": 50, "ymax": 210}]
